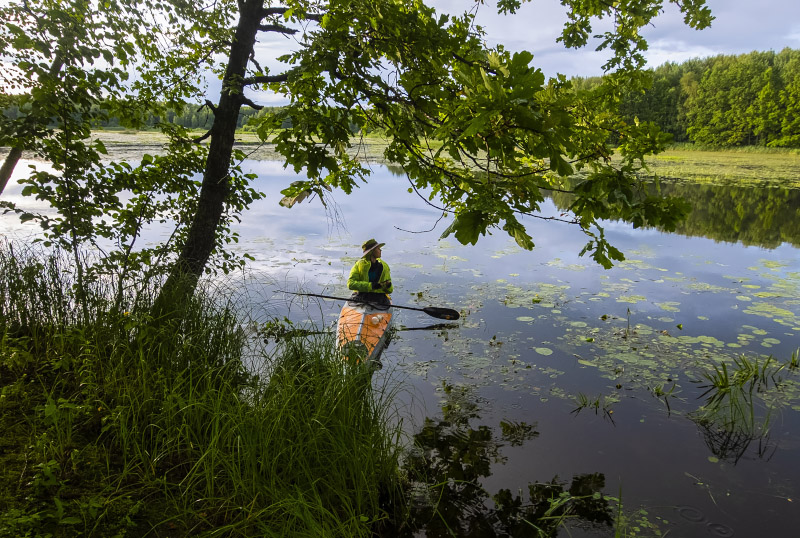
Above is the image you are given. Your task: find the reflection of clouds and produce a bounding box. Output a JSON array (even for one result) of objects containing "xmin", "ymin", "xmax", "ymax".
[{"xmin": 0, "ymin": 159, "xmax": 58, "ymax": 213}]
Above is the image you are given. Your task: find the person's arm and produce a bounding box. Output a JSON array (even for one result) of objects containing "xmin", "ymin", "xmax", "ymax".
[
  {"xmin": 379, "ymin": 261, "xmax": 393, "ymax": 293},
  {"xmin": 348, "ymin": 260, "xmax": 376, "ymax": 292}
]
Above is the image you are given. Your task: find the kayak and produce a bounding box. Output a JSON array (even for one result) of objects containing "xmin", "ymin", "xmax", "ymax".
[{"xmin": 336, "ymin": 300, "xmax": 394, "ymax": 363}]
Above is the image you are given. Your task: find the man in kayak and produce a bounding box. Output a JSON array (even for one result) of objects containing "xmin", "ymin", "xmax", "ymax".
[{"xmin": 348, "ymin": 238, "xmax": 393, "ymax": 307}]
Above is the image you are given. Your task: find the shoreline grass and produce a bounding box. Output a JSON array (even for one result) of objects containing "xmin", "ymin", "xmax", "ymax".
[{"xmin": 0, "ymin": 244, "xmax": 404, "ymax": 537}]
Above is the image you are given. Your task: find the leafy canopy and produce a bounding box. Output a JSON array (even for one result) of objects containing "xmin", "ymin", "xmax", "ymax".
[
  {"xmin": 254, "ymin": 0, "xmax": 710, "ymax": 267},
  {"xmin": 1, "ymin": 0, "xmax": 714, "ymax": 279}
]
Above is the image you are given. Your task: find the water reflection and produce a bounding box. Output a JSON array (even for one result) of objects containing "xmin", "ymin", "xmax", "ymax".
[
  {"xmin": 547, "ymin": 178, "xmax": 800, "ymax": 249},
  {"xmin": 651, "ymin": 181, "xmax": 800, "ymax": 248},
  {"xmin": 399, "ymin": 384, "xmax": 616, "ymax": 537},
  {"xmin": 687, "ymin": 355, "xmax": 795, "ymax": 464}
]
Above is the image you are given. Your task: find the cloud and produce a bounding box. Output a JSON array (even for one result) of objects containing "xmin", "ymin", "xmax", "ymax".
[
  {"xmin": 435, "ymin": 0, "xmax": 800, "ymax": 75},
  {"xmin": 644, "ymin": 40, "xmax": 718, "ymax": 68},
  {"xmin": 787, "ymin": 24, "xmax": 800, "ymax": 46},
  {"xmin": 639, "ymin": 0, "xmax": 800, "ymax": 57},
  {"xmin": 206, "ymin": 0, "xmax": 800, "ymax": 104}
]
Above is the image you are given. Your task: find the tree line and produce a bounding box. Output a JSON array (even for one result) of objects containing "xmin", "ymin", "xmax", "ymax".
[
  {"xmin": 7, "ymin": 48, "xmax": 798, "ymax": 148},
  {"xmin": 1, "ymin": 99, "xmax": 280, "ymax": 131},
  {"xmin": 6, "ymin": 49, "xmax": 797, "ymax": 150},
  {"xmin": 578, "ymin": 48, "xmax": 800, "ymax": 148}
]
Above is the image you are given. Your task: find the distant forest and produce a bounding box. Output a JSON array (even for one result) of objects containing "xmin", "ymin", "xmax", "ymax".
[
  {"xmin": 575, "ymin": 47, "xmax": 800, "ymax": 148},
  {"xmin": 3, "ymin": 48, "xmax": 799, "ymax": 148},
  {"xmin": 1, "ymin": 100, "xmax": 283, "ymax": 132}
]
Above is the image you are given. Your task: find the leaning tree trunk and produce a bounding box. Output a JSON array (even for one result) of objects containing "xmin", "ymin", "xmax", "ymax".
[
  {"xmin": 0, "ymin": 146, "xmax": 23, "ymax": 195},
  {"xmin": 153, "ymin": 0, "xmax": 264, "ymax": 313},
  {"xmin": 1, "ymin": 54, "xmax": 64, "ymax": 197}
]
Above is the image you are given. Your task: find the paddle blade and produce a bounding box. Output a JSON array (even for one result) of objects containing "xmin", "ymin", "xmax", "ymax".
[{"xmin": 422, "ymin": 307, "xmax": 460, "ymax": 320}]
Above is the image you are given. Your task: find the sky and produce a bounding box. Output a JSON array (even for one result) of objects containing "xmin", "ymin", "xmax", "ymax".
[
  {"xmin": 438, "ymin": 0, "xmax": 800, "ymax": 77},
  {"xmin": 3, "ymin": 0, "xmax": 798, "ymax": 102},
  {"xmin": 243, "ymin": 0, "xmax": 800, "ymax": 105}
]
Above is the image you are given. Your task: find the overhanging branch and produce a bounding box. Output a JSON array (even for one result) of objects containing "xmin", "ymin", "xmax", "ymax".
[
  {"xmin": 242, "ymin": 72, "xmax": 292, "ymax": 86},
  {"xmin": 239, "ymin": 95, "xmax": 263, "ymax": 110},
  {"xmin": 259, "ymin": 6, "xmax": 325, "ymax": 22},
  {"xmin": 193, "ymin": 129, "xmax": 212, "ymax": 143},
  {"xmin": 258, "ymin": 24, "xmax": 298, "ymax": 34}
]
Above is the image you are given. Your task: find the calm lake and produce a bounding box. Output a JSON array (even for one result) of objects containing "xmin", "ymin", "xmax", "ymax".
[{"xmin": 3, "ymin": 153, "xmax": 800, "ymax": 536}]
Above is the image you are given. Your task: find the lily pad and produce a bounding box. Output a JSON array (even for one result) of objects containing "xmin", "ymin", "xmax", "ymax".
[{"xmin": 617, "ymin": 295, "xmax": 647, "ymax": 304}]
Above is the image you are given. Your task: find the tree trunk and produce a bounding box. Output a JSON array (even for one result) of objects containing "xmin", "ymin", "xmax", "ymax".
[
  {"xmin": 0, "ymin": 146, "xmax": 23, "ymax": 196},
  {"xmin": 154, "ymin": 0, "xmax": 264, "ymax": 312},
  {"xmin": 0, "ymin": 54, "xmax": 64, "ymax": 197}
]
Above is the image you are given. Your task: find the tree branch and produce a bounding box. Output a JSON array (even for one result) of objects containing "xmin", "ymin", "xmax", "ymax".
[
  {"xmin": 259, "ymin": 6, "xmax": 324, "ymax": 22},
  {"xmin": 193, "ymin": 129, "xmax": 213, "ymax": 143},
  {"xmin": 258, "ymin": 24, "xmax": 298, "ymax": 34},
  {"xmin": 201, "ymin": 100, "xmax": 217, "ymax": 114},
  {"xmin": 239, "ymin": 95, "xmax": 263, "ymax": 110},
  {"xmin": 242, "ymin": 70, "xmax": 295, "ymax": 86},
  {"xmin": 261, "ymin": 7, "xmax": 290, "ymax": 17}
]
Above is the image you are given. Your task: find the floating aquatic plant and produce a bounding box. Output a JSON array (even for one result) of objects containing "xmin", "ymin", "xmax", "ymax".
[{"xmin": 690, "ymin": 354, "xmax": 798, "ymax": 463}]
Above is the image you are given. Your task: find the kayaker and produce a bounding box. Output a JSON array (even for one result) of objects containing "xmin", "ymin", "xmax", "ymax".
[{"xmin": 348, "ymin": 238, "xmax": 393, "ymax": 307}]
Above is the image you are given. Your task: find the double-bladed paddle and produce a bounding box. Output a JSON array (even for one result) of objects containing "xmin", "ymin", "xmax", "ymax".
[{"xmin": 288, "ymin": 292, "xmax": 460, "ymax": 320}]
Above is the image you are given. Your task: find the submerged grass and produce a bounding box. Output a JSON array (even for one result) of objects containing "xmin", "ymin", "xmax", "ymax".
[
  {"xmin": 0, "ymin": 244, "xmax": 403, "ymax": 537},
  {"xmin": 690, "ymin": 353, "xmax": 799, "ymax": 463}
]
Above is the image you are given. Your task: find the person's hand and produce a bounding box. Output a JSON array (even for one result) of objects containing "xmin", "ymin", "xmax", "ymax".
[{"xmin": 381, "ymin": 280, "xmax": 392, "ymax": 291}]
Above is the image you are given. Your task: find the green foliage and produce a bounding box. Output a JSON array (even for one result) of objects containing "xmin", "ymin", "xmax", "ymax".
[
  {"xmin": 3, "ymin": 0, "xmax": 719, "ymax": 301},
  {"xmin": 600, "ymin": 48, "xmax": 800, "ymax": 148},
  {"xmin": 254, "ymin": 0, "xmax": 708, "ymax": 266},
  {"xmin": 1, "ymin": 0, "xmax": 264, "ymax": 295},
  {"xmin": 0, "ymin": 244, "xmax": 403, "ymax": 537},
  {"xmin": 0, "ymin": 0, "xmax": 151, "ymax": 151}
]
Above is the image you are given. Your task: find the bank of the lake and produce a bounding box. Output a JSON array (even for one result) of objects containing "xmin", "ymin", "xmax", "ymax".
[
  {"xmin": 0, "ymin": 246, "xmax": 406, "ymax": 537},
  {"xmin": 5, "ymin": 131, "xmax": 799, "ymax": 185},
  {"xmin": 0, "ymin": 245, "xmax": 652, "ymax": 538}
]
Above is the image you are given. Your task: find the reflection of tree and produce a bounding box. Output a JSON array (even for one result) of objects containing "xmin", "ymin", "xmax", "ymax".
[
  {"xmin": 385, "ymin": 164, "xmax": 407, "ymax": 177},
  {"xmin": 658, "ymin": 181, "xmax": 800, "ymax": 248},
  {"xmin": 399, "ymin": 384, "xmax": 613, "ymax": 536},
  {"xmin": 548, "ymin": 179, "xmax": 800, "ymax": 249}
]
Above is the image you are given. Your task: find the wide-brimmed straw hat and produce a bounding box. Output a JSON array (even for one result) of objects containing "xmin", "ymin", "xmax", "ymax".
[{"xmin": 361, "ymin": 238, "xmax": 385, "ymax": 258}]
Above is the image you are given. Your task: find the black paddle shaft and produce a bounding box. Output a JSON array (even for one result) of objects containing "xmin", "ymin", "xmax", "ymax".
[{"xmin": 290, "ymin": 292, "xmax": 460, "ymax": 320}]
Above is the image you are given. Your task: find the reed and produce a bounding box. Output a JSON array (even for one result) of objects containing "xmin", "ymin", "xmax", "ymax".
[
  {"xmin": 0, "ymin": 243, "xmax": 403, "ymax": 537},
  {"xmin": 690, "ymin": 353, "xmax": 799, "ymax": 463}
]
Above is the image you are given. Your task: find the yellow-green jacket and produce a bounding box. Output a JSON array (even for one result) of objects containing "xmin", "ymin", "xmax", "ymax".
[{"xmin": 348, "ymin": 258, "xmax": 393, "ymax": 294}]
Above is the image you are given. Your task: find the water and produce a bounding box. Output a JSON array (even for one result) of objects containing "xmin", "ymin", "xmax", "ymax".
[{"xmin": 3, "ymin": 156, "xmax": 799, "ymax": 536}]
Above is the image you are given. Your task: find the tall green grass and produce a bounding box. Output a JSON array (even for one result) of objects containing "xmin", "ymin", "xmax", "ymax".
[{"xmin": 0, "ymin": 243, "xmax": 403, "ymax": 537}]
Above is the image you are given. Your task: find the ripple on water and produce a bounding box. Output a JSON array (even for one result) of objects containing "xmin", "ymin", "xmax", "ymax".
[
  {"xmin": 674, "ymin": 506, "xmax": 735, "ymax": 537},
  {"xmin": 675, "ymin": 505, "xmax": 706, "ymax": 523}
]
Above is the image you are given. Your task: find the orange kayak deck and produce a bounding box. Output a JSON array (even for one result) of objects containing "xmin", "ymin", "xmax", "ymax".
[{"xmin": 336, "ymin": 302, "xmax": 393, "ymax": 363}]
